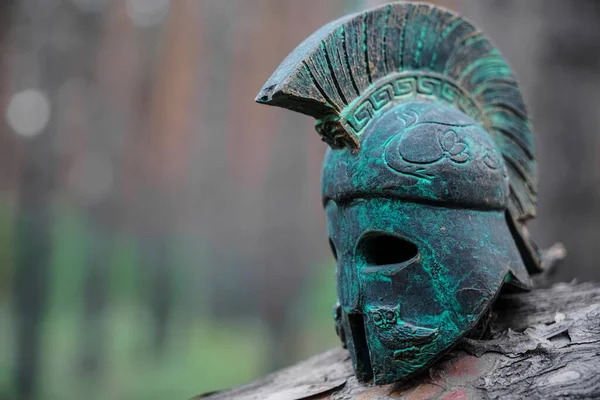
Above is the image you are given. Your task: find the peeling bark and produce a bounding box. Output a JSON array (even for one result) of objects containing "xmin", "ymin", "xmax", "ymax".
[{"xmin": 194, "ymin": 282, "xmax": 600, "ymax": 400}]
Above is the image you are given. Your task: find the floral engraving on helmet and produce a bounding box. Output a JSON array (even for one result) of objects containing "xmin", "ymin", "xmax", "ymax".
[
  {"xmin": 438, "ymin": 130, "xmax": 470, "ymax": 163},
  {"xmin": 384, "ymin": 120, "xmax": 472, "ymax": 180},
  {"xmin": 483, "ymin": 148, "xmax": 501, "ymax": 170}
]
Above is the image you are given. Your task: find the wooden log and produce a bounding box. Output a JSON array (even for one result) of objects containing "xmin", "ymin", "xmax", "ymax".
[{"xmin": 194, "ymin": 280, "xmax": 600, "ymax": 400}]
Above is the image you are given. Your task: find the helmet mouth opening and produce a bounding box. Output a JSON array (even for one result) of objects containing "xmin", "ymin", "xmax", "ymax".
[{"xmin": 346, "ymin": 312, "xmax": 374, "ymax": 382}]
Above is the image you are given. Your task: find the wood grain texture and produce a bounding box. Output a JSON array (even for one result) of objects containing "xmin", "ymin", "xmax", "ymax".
[{"xmin": 195, "ymin": 282, "xmax": 600, "ymax": 400}]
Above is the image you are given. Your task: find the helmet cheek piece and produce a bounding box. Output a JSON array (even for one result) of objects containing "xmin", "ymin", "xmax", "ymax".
[
  {"xmin": 257, "ymin": 2, "xmax": 538, "ymax": 385},
  {"xmin": 326, "ymin": 177, "xmax": 531, "ymax": 383}
]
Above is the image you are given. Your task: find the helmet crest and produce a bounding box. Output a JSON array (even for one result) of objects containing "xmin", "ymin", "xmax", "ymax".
[{"xmin": 256, "ymin": 2, "xmax": 536, "ymax": 225}]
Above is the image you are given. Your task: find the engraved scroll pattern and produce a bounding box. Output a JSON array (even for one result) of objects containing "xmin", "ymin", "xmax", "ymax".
[{"xmin": 342, "ymin": 74, "xmax": 482, "ymax": 135}]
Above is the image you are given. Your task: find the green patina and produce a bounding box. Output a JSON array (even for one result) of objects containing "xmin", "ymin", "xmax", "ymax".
[{"xmin": 256, "ymin": 1, "xmax": 540, "ymax": 386}]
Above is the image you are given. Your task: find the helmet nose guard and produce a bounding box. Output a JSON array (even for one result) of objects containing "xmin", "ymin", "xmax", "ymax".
[{"xmin": 256, "ymin": 1, "xmax": 540, "ymax": 384}]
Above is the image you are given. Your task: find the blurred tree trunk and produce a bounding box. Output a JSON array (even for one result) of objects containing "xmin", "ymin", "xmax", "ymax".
[
  {"xmin": 140, "ymin": 234, "xmax": 171, "ymax": 355},
  {"xmin": 79, "ymin": 224, "xmax": 110, "ymax": 374},
  {"xmin": 0, "ymin": 0, "xmax": 20, "ymax": 193},
  {"xmin": 9, "ymin": 1, "xmax": 61, "ymax": 397},
  {"xmin": 13, "ymin": 152, "xmax": 53, "ymax": 400},
  {"xmin": 74, "ymin": 0, "xmax": 144, "ymax": 375},
  {"xmin": 74, "ymin": 8, "xmax": 109, "ymax": 378},
  {"xmin": 132, "ymin": 0, "xmax": 200, "ymax": 356},
  {"xmin": 13, "ymin": 144, "xmax": 53, "ymax": 400}
]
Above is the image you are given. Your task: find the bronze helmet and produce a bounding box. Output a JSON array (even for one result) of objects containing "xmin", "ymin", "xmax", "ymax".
[{"xmin": 256, "ymin": 2, "xmax": 541, "ymax": 384}]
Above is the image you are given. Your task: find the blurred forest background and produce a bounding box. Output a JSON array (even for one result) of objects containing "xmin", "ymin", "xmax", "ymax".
[{"xmin": 0, "ymin": 0, "xmax": 599, "ymax": 399}]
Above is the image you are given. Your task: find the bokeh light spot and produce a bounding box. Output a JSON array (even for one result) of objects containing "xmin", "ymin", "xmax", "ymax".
[{"xmin": 6, "ymin": 89, "xmax": 51, "ymax": 138}]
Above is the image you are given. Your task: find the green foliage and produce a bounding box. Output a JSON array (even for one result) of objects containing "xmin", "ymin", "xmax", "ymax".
[
  {"xmin": 40, "ymin": 310, "xmax": 269, "ymax": 399},
  {"xmin": 0, "ymin": 199, "xmax": 339, "ymax": 399}
]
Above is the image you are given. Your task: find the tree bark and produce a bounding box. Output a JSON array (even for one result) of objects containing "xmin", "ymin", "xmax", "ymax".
[{"xmin": 194, "ymin": 281, "xmax": 600, "ymax": 400}]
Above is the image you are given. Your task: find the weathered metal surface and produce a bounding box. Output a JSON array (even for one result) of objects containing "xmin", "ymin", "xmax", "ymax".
[{"xmin": 255, "ymin": 1, "xmax": 544, "ymax": 385}]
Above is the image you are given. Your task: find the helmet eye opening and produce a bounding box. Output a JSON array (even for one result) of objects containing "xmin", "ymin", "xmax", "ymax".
[{"xmin": 358, "ymin": 234, "xmax": 419, "ymax": 267}]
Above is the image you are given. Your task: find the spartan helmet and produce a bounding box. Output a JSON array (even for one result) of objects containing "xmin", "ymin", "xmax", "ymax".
[{"xmin": 256, "ymin": 2, "xmax": 542, "ymax": 384}]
